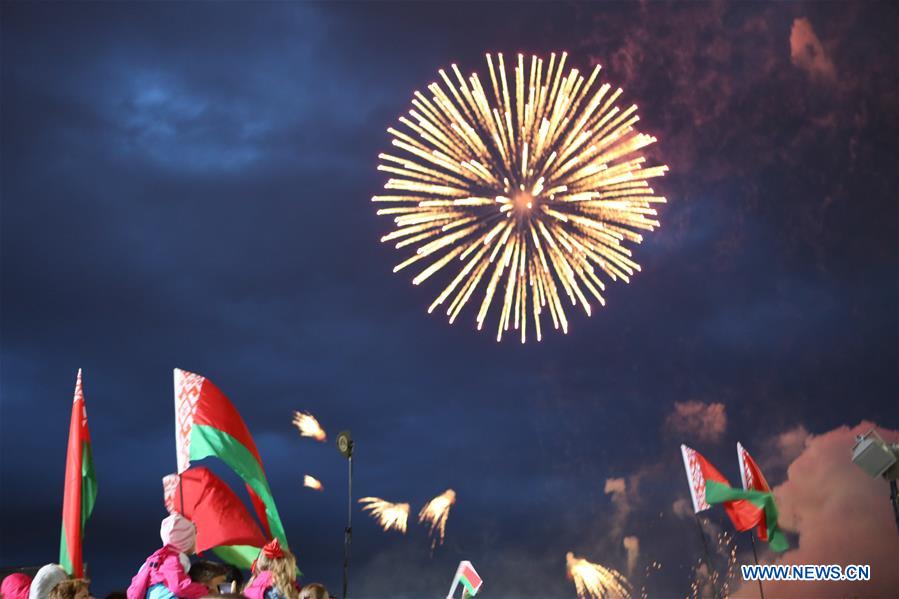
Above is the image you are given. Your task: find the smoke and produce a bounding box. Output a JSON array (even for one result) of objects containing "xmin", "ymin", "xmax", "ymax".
[
  {"xmin": 664, "ymin": 401, "xmax": 727, "ymax": 443},
  {"xmin": 732, "ymin": 421, "xmax": 899, "ymax": 597},
  {"xmin": 790, "ymin": 18, "xmax": 837, "ymax": 82},
  {"xmin": 622, "ymin": 535, "xmax": 640, "ymax": 576}
]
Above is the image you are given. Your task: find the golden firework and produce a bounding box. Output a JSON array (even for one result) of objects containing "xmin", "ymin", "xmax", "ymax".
[
  {"xmin": 374, "ymin": 52, "xmax": 668, "ymax": 342},
  {"xmin": 566, "ymin": 552, "xmax": 631, "ymax": 599},
  {"xmin": 303, "ymin": 475, "xmax": 323, "ymax": 491},
  {"xmin": 418, "ymin": 489, "xmax": 456, "ymax": 548},
  {"xmin": 292, "ymin": 411, "xmax": 327, "ymax": 442},
  {"xmin": 358, "ymin": 497, "xmax": 410, "ymax": 533}
]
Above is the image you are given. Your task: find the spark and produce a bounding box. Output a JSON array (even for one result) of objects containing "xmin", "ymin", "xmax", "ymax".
[
  {"xmin": 292, "ymin": 411, "xmax": 326, "ymax": 442},
  {"xmin": 418, "ymin": 489, "xmax": 456, "ymax": 548},
  {"xmin": 566, "ymin": 552, "xmax": 631, "ymax": 599},
  {"xmin": 374, "ymin": 52, "xmax": 668, "ymax": 342},
  {"xmin": 303, "ymin": 475, "xmax": 323, "ymax": 491},
  {"xmin": 358, "ymin": 497, "xmax": 410, "ymax": 533}
]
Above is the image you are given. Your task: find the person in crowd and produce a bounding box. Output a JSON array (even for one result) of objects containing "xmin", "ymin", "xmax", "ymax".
[
  {"xmin": 296, "ymin": 584, "xmax": 328, "ymax": 599},
  {"xmin": 126, "ymin": 513, "xmax": 210, "ymax": 599},
  {"xmin": 243, "ymin": 540, "xmax": 299, "ymax": 599},
  {"xmin": 47, "ymin": 580, "xmax": 89, "ymax": 599},
  {"xmin": 2, "ymin": 572, "xmax": 33, "ymax": 599},
  {"xmin": 28, "ymin": 565, "xmax": 68, "ymax": 599},
  {"xmin": 187, "ymin": 563, "xmax": 230, "ymax": 594},
  {"xmin": 222, "ymin": 567, "xmax": 242, "ymax": 593}
]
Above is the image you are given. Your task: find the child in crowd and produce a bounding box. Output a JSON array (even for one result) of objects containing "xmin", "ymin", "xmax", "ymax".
[
  {"xmin": 126, "ymin": 514, "xmax": 210, "ymax": 599},
  {"xmin": 1, "ymin": 573, "xmax": 33, "ymax": 599},
  {"xmin": 28, "ymin": 565, "xmax": 68, "ymax": 599},
  {"xmin": 297, "ymin": 584, "xmax": 329, "ymax": 599},
  {"xmin": 187, "ymin": 562, "xmax": 230, "ymax": 594},
  {"xmin": 48, "ymin": 580, "xmax": 89, "ymax": 599},
  {"xmin": 243, "ymin": 540, "xmax": 299, "ymax": 599}
]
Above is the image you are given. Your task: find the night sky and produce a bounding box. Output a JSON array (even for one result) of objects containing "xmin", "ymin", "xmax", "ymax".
[{"xmin": 1, "ymin": 2, "xmax": 897, "ymax": 598}]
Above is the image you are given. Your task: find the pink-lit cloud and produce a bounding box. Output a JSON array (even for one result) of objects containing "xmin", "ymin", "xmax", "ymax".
[
  {"xmin": 733, "ymin": 421, "xmax": 899, "ymax": 597},
  {"xmin": 790, "ymin": 18, "xmax": 837, "ymax": 82},
  {"xmin": 664, "ymin": 400, "xmax": 727, "ymax": 443}
]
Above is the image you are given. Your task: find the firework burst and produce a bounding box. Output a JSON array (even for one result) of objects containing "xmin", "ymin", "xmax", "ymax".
[
  {"xmin": 566, "ymin": 552, "xmax": 631, "ymax": 599},
  {"xmin": 303, "ymin": 475, "xmax": 323, "ymax": 491},
  {"xmin": 359, "ymin": 497, "xmax": 410, "ymax": 533},
  {"xmin": 374, "ymin": 52, "xmax": 668, "ymax": 342},
  {"xmin": 418, "ymin": 489, "xmax": 456, "ymax": 548},
  {"xmin": 292, "ymin": 411, "xmax": 327, "ymax": 442}
]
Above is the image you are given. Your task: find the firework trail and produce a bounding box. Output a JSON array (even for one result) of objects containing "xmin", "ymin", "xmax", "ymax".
[
  {"xmin": 689, "ymin": 529, "xmax": 737, "ymax": 599},
  {"xmin": 303, "ymin": 475, "xmax": 323, "ymax": 491},
  {"xmin": 359, "ymin": 497, "xmax": 410, "ymax": 533},
  {"xmin": 374, "ymin": 52, "xmax": 668, "ymax": 342},
  {"xmin": 292, "ymin": 411, "xmax": 326, "ymax": 442},
  {"xmin": 418, "ymin": 489, "xmax": 456, "ymax": 548},
  {"xmin": 566, "ymin": 552, "xmax": 631, "ymax": 599}
]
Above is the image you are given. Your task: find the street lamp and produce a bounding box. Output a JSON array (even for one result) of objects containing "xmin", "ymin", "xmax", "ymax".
[
  {"xmin": 851, "ymin": 429, "xmax": 899, "ymax": 534},
  {"xmin": 336, "ymin": 430, "xmax": 354, "ymax": 599}
]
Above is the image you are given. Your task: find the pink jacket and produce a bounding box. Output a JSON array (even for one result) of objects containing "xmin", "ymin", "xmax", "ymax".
[
  {"xmin": 127, "ymin": 546, "xmax": 209, "ymax": 599},
  {"xmin": 244, "ymin": 571, "xmax": 302, "ymax": 599},
  {"xmin": 243, "ymin": 570, "xmax": 273, "ymax": 599}
]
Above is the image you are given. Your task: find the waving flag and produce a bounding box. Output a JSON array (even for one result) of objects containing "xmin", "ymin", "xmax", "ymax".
[
  {"xmin": 728, "ymin": 442, "xmax": 788, "ymax": 551},
  {"xmin": 680, "ymin": 444, "xmax": 758, "ymax": 529},
  {"xmin": 447, "ymin": 561, "xmax": 483, "ymax": 599},
  {"xmin": 60, "ymin": 369, "xmax": 98, "ymax": 577},
  {"xmin": 174, "ymin": 368, "xmax": 288, "ymax": 547},
  {"xmin": 162, "ymin": 468, "xmax": 266, "ymax": 568}
]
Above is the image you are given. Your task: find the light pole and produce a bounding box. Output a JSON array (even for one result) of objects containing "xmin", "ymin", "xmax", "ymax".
[
  {"xmin": 851, "ymin": 429, "xmax": 899, "ymax": 534},
  {"xmin": 336, "ymin": 430, "xmax": 354, "ymax": 599}
]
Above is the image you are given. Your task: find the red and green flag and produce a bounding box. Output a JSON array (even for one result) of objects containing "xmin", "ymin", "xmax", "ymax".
[
  {"xmin": 173, "ymin": 369, "xmax": 289, "ymax": 551},
  {"xmin": 680, "ymin": 444, "xmax": 787, "ymax": 552},
  {"xmin": 60, "ymin": 369, "xmax": 98, "ymax": 577},
  {"xmin": 447, "ymin": 561, "xmax": 483, "ymax": 598},
  {"xmin": 162, "ymin": 467, "xmax": 267, "ymax": 568},
  {"xmin": 725, "ymin": 442, "xmax": 788, "ymax": 551}
]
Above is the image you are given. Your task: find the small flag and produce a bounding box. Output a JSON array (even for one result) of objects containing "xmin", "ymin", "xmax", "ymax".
[
  {"xmin": 447, "ymin": 561, "xmax": 483, "ymax": 598},
  {"xmin": 60, "ymin": 369, "xmax": 98, "ymax": 577}
]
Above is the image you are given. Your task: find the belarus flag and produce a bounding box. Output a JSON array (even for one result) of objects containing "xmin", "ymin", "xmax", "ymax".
[
  {"xmin": 447, "ymin": 561, "xmax": 483, "ymax": 598},
  {"xmin": 737, "ymin": 442, "xmax": 772, "ymax": 541},
  {"xmin": 60, "ymin": 370, "xmax": 98, "ymax": 577}
]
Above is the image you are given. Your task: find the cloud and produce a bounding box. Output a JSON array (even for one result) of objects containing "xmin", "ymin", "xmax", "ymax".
[
  {"xmin": 733, "ymin": 421, "xmax": 899, "ymax": 597},
  {"xmin": 790, "ymin": 18, "xmax": 836, "ymax": 82},
  {"xmin": 767, "ymin": 424, "xmax": 811, "ymax": 470},
  {"xmin": 622, "ymin": 536, "xmax": 640, "ymax": 576},
  {"xmin": 672, "ymin": 497, "xmax": 693, "ymax": 519},
  {"xmin": 664, "ymin": 401, "xmax": 727, "ymax": 443}
]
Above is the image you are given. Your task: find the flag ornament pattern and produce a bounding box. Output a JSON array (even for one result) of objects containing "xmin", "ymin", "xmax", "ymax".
[
  {"xmin": 680, "ymin": 444, "xmax": 711, "ymax": 513},
  {"xmin": 60, "ymin": 369, "xmax": 98, "ymax": 577},
  {"xmin": 173, "ymin": 369, "xmax": 289, "ymax": 548}
]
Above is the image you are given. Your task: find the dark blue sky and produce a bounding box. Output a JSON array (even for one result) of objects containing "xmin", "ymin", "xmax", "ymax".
[{"xmin": 1, "ymin": 2, "xmax": 896, "ymax": 597}]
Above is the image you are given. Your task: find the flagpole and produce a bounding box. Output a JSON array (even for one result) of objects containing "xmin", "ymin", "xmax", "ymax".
[
  {"xmin": 178, "ymin": 473, "xmax": 185, "ymax": 515},
  {"xmin": 748, "ymin": 533, "xmax": 766, "ymax": 599},
  {"xmin": 693, "ymin": 514, "xmax": 721, "ymax": 599},
  {"xmin": 446, "ymin": 565, "xmax": 461, "ymax": 599},
  {"xmin": 343, "ymin": 452, "xmax": 352, "ymax": 599}
]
